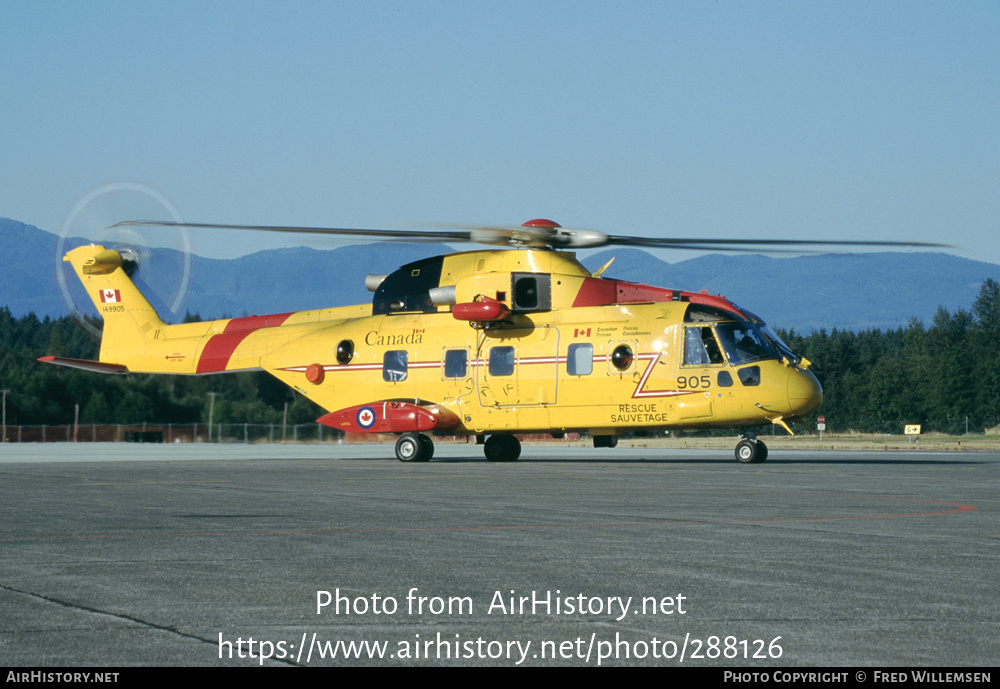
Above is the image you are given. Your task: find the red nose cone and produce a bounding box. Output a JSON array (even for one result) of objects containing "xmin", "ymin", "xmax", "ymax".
[{"xmin": 522, "ymin": 218, "xmax": 561, "ymax": 228}]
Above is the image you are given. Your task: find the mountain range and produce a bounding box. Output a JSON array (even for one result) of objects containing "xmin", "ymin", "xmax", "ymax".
[{"xmin": 3, "ymin": 217, "xmax": 997, "ymax": 333}]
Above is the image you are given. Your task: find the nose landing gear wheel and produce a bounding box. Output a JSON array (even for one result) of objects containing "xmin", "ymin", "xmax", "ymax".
[
  {"xmin": 735, "ymin": 438, "xmax": 768, "ymax": 464},
  {"xmin": 484, "ymin": 434, "xmax": 521, "ymax": 462},
  {"xmin": 396, "ymin": 433, "xmax": 433, "ymax": 462}
]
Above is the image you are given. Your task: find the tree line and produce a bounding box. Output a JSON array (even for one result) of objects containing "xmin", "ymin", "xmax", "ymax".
[
  {"xmin": 0, "ymin": 310, "xmax": 322, "ymax": 428},
  {"xmin": 779, "ymin": 278, "xmax": 1000, "ymax": 433},
  {"xmin": 2, "ymin": 278, "xmax": 998, "ymax": 434}
]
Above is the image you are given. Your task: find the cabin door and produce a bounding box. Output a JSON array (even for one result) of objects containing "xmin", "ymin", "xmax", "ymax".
[{"xmin": 477, "ymin": 326, "xmax": 560, "ymax": 407}]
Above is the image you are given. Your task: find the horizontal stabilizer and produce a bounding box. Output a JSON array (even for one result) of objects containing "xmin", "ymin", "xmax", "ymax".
[{"xmin": 38, "ymin": 356, "xmax": 129, "ymax": 374}]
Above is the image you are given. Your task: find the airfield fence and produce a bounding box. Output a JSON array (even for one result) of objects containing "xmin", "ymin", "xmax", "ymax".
[
  {"xmin": 3, "ymin": 413, "xmax": 999, "ymax": 445},
  {"xmin": 3, "ymin": 423, "xmax": 349, "ymax": 444},
  {"xmin": 0, "ymin": 423, "xmax": 584, "ymax": 445}
]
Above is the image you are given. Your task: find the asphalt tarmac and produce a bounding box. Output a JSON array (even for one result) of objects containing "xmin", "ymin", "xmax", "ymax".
[{"xmin": 1, "ymin": 442, "xmax": 996, "ymax": 667}]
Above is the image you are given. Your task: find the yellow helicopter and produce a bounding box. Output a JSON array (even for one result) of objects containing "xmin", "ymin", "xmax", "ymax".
[{"xmin": 40, "ymin": 219, "xmax": 938, "ymax": 463}]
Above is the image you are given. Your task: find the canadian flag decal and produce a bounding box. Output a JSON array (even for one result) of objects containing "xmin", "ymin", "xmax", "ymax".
[{"xmin": 99, "ymin": 289, "xmax": 121, "ymax": 303}]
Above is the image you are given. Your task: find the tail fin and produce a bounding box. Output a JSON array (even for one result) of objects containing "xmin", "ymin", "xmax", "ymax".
[
  {"xmin": 53, "ymin": 244, "xmax": 315, "ymax": 377},
  {"xmin": 62, "ymin": 245, "xmax": 167, "ymax": 364}
]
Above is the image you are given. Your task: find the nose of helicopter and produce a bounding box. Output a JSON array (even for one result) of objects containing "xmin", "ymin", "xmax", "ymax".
[{"xmin": 788, "ymin": 367, "xmax": 823, "ymax": 417}]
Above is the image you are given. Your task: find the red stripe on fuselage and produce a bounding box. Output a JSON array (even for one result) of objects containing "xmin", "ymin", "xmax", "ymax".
[{"xmin": 196, "ymin": 313, "xmax": 294, "ymax": 373}]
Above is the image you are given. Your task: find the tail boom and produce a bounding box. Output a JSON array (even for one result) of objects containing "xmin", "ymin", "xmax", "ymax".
[{"xmin": 50, "ymin": 244, "xmax": 368, "ymax": 376}]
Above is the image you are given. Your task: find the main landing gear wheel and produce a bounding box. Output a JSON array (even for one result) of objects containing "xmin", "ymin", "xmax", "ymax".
[
  {"xmin": 735, "ymin": 438, "xmax": 768, "ymax": 464},
  {"xmin": 396, "ymin": 433, "xmax": 433, "ymax": 462},
  {"xmin": 484, "ymin": 434, "xmax": 521, "ymax": 462}
]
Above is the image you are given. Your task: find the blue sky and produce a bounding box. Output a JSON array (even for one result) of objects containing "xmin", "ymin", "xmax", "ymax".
[{"xmin": 2, "ymin": 1, "xmax": 998, "ymax": 263}]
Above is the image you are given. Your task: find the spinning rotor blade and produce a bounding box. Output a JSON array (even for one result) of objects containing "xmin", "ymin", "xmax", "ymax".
[
  {"xmin": 114, "ymin": 219, "xmax": 603, "ymax": 249},
  {"xmin": 59, "ymin": 184, "xmax": 192, "ymax": 328},
  {"xmin": 605, "ymin": 235, "xmax": 950, "ymax": 251},
  {"xmin": 113, "ymin": 220, "xmax": 951, "ymax": 253},
  {"xmin": 113, "ymin": 221, "xmax": 471, "ymax": 242}
]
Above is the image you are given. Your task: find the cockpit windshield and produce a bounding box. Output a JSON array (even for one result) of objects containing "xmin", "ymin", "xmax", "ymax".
[
  {"xmin": 758, "ymin": 323, "xmax": 798, "ymax": 363},
  {"xmin": 714, "ymin": 322, "xmax": 778, "ymax": 365},
  {"xmin": 736, "ymin": 307, "xmax": 800, "ymax": 364},
  {"xmin": 682, "ymin": 303, "xmax": 798, "ymax": 366}
]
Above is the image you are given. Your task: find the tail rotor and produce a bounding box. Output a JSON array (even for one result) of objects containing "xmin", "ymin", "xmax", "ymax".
[{"xmin": 56, "ymin": 182, "xmax": 193, "ymax": 336}]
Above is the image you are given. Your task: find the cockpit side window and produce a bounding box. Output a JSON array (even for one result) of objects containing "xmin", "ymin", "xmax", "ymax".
[{"xmin": 683, "ymin": 326, "xmax": 725, "ymax": 365}]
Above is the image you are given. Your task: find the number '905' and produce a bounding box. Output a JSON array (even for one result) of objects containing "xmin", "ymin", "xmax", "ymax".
[{"xmin": 677, "ymin": 375, "xmax": 710, "ymax": 389}]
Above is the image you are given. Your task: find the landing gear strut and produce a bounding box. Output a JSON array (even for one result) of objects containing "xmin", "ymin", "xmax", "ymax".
[
  {"xmin": 735, "ymin": 434, "xmax": 768, "ymax": 464},
  {"xmin": 484, "ymin": 434, "xmax": 521, "ymax": 462},
  {"xmin": 395, "ymin": 432, "xmax": 434, "ymax": 462}
]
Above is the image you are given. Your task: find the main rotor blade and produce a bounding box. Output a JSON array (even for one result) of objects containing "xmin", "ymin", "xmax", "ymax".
[
  {"xmin": 113, "ymin": 220, "xmax": 952, "ymax": 252},
  {"xmin": 606, "ymin": 235, "xmax": 952, "ymax": 250},
  {"xmin": 113, "ymin": 220, "xmax": 572, "ymax": 249},
  {"xmin": 112, "ymin": 220, "xmax": 471, "ymax": 242}
]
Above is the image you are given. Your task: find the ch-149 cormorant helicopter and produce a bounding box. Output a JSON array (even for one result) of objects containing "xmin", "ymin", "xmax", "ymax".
[{"xmin": 41, "ymin": 219, "xmax": 940, "ymax": 463}]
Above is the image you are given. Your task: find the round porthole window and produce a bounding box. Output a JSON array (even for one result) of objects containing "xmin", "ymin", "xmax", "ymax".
[
  {"xmin": 611, "ymin": 344, "xmax": 633, "ymax": 371},
  {"xmin": 336, "ymin": 340, "xmax": 354, "ymax": 365}
]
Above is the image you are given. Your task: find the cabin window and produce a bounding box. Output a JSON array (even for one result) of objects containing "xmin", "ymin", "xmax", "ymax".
[
  {"xmin": 488, "ymin": 346, "xmax": 515, "ymax": 376},
  {"xmin": 383, "ymin": 350, "xmax": 408, "ymax": 382},
  {"xmin": 738, "ymin": 365, "xmax": 761, "ymax": 386},
  {"xmin": 610, "ymin": 344, "xmax": 634, "ymax": 371},
  {"xmin": 336, "ymin": 339, "xmax": 354, "ymax": 365},
  {"xmin": 444, "ymin": 349, "xmax": 468, "ymax": 378},
  {"xmin": 683, "ymin": 326, "xmax": 725, "ymax": 366},
  {"xmin": 567, "ymin": 343, "xmax": 593, "ymax": 376},
  {"xmin": 717, "ymin": 370, "xmax": 734, "ymax": 387}
]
